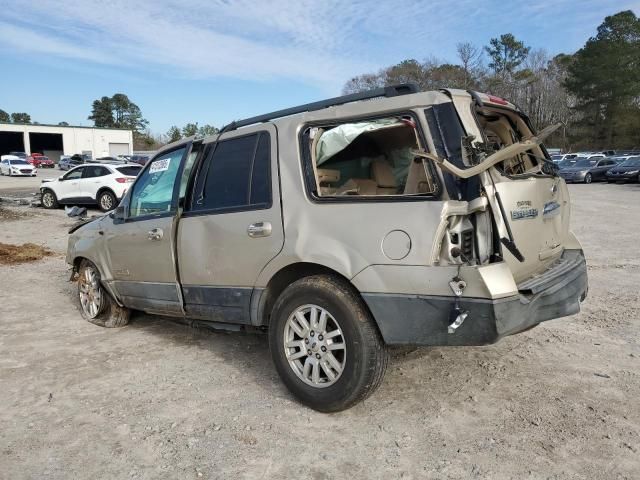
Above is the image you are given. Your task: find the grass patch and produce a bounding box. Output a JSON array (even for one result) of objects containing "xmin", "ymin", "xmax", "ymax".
[{"xmin": 0, "ymin": 242, "xmax": 53, "ymax": 265}]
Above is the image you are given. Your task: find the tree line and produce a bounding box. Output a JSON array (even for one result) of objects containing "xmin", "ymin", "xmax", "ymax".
[
  {"xmin": 343, "ymin": 10, "xmax": 639, "ymax": 151},
  {"xmin": 0, "ymin": 109, "xmax": 68, "ymax": 126}
]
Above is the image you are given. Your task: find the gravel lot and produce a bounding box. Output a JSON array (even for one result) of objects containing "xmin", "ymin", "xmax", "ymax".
[{"xmin": 0, "ymin": 182, "xmax": 638, "ymax": 479}]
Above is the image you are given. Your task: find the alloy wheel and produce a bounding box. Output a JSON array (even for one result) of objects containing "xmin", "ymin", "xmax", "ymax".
[
  {"xmin": 42, "ymin": 192, "xmax": 54, "ymax": 208},
  {"xmin": 100, "ymin": 193, "xmax": 114, "ymax": 211},
  {"xmin": 283, "ymin": 304, "xmax": 346, "ymax": 388},
  {"xmin": 78, "ymin": 266, "xmax": 104, "ymax": 319}
]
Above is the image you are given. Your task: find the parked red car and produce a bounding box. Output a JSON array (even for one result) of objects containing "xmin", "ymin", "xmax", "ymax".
[{"xmin": 26, "ymin": 153, "xmax": 53, "ymax": 168}]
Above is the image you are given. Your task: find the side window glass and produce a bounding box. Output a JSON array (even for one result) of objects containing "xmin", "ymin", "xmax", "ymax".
[
  {"xmin": 129, "ymin": 147, "xmax": 185, "ymax": 218},
  {"xmin": 64, "ymin": 167, "xmax": 84, "ymax": 180},
  {"xmin": 82, "ymin": 166, "xmax": 109, "ymax": 178},
  {"xmin": 250, "ymin": 133, "xmax": 271, "ymax": 205},
  {"xmin": 179, "ymin": 147, "xmax": 201, "ymax": 200},
  {"xmin": 193, "ymin": 132, "xmax": 271, "ymax": 212}
]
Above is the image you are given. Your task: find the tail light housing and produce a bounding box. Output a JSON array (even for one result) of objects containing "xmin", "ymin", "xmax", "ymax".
[{"xmin": 115, "ymin": 177, "xmax": 135, "ymax": 184}]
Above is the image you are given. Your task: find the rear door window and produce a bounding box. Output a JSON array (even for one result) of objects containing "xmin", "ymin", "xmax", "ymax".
[
  {"xmin": 82, "ymin": 166, "xmax": 110, "ymax": 178},
  {"xmin": 190, "ymin": 132, "xmax": 271, "ymax": 212}
]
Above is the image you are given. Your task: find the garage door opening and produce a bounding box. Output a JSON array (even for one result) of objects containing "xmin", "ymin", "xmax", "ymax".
[
  {"xmin": 109, "ymin": 142, "xmax": 130, "ymax": 157},
  {"xmin": 29, "ymin": 132, "xmax": 64, "ymax": 162},
  {"xmin": 0, "ymin": 131, "xmax": 25, "ymax": 156}
]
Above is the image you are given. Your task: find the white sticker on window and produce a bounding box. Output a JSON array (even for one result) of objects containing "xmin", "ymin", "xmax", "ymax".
[{"xmin": 149, "ymin": 158, "xmax": 170, "ymax": 173}]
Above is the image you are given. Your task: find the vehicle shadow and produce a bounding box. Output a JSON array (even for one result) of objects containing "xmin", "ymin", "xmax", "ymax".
[
  {"xmin": 124, "ymin": 311, "xmax": 286, "ymax": 398},
  {"xmin": 122, "ymin": 311, "xmax": 470, "ymax": 401}
]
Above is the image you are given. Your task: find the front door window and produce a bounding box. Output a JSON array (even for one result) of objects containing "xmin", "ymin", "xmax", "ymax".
[{"xmin": 129, "ymin": 147, "xmax": 186, "ymax": 218}]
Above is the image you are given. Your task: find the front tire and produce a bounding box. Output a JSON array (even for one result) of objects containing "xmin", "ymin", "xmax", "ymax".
[
  {"xmin": 584, "ymin": 173, "xmax": 592, "ymax": 184},
  {"xmin": 269, "ymin": 275, "xmax": 388, "ymax": 412},
  {"xmin": 77, "ymin": 260, "xmax": 130, "ymax": 328},
  {"xmin": 41, "ymin": 189, "xmax": 59, "ymax": 209}
]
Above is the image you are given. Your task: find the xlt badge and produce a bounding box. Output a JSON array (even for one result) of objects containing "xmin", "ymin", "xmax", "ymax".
[{"xmin": 511, "ymin": 200, "xmax": 539, "ymax": 220}]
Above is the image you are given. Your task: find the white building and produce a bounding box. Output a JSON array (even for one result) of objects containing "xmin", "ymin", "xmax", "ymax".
[{"xmin": 0, "ymin": 123, "xmax": 133, "ymax": 161}]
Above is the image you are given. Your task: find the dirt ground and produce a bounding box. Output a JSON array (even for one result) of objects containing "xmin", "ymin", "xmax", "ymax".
[{"xmin": 0, "ymin": 183, "xmax": 638, "ymax": 480}]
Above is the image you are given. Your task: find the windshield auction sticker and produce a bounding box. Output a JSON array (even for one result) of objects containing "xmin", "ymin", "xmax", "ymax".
[{"xmin": 149, "ymin": 158, "xmax": 170, "ymax": 173}]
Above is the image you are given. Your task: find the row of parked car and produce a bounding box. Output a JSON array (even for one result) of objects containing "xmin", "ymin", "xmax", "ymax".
[
  {"xmin": 551, "ymin": 151, "xmax": 640, "ymax": 184},
  {"xmin": 58, "ymin": 153, "xmax": 151, "ymax": 170}
]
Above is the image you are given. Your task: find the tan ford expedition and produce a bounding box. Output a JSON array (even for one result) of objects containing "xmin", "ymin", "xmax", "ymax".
[{"xmin": 67, "ymin": 84, "xmax": 588, "ymax": 412}]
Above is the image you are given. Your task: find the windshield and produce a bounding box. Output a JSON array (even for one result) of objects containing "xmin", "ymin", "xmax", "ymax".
[
  {"xmin": 621, "ymin": 157, "xmax": 640, "ymax": 167},
  {"xmin": 573, "ymin": 158, "xmax": 597, "ymax": 167},
  {"xmin": 551, "ymin": 155, "xmax": 562, "ymax": 160},
  {"xmin": 10, "ymin": 160, "xmax": 29, "ymax": 165},
  {"xmin": 558, "ymin": 159, "xmax": 576, "ymax": 168}
]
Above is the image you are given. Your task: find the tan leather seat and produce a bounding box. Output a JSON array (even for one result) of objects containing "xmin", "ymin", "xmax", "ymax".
[
  {"xmin": 336, "ymin": 178, "xmax": 378, "ymax": 195},
  {"xmin": 371, "ymin": 159, "xmax": 397, "ymax": 194},
  {"xmin": 316, "ymin": 168, "xmax": 340, "ymax": 195}
]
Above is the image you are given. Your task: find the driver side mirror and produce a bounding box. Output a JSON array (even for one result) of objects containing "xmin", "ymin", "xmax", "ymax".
[{"xmin": 112, "ymin": 205, "xmax": 126, "ymax": 221}]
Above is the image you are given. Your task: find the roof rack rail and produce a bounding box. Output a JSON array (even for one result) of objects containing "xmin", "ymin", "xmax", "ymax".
[{"xmin": 224, "ymin": 83, "xmax": 419, "ymax": 131}]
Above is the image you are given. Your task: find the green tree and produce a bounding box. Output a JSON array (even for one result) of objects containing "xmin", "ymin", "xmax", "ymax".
[
  {"xmin": 10, "ymin": 112, "xmax": 31, "ymax": 124},
  {"xmin": 58, "ymin": 121, "xmax": 69, "ymax": 126},
  {"xmin": 167, "ymin": 126, "xmax": 182, "ymax": 142},
  {"xmin": 198, "ymin": 124, "xmax": 218, "ymax": 137},
  {"xmin": 182, "ymin": 122, "xmax": 199, "ymax": 137},
  {"xmin": 88, "ymin": 96, "xmax": 115, "ymax": 127},
  {"xmin": 565, "ymin": 10, "xmax": 640, "ymax": 148},
  {"xmin": 0, "ymin": 109, "xmax": 10, "ymax": 122},
  {"xmin": 485, "ymin": 33, "xmax": 530, "ymax": 76},
  {"xmin": 88, "ymin": 94, "xmax": 148, "ymax": 134}
]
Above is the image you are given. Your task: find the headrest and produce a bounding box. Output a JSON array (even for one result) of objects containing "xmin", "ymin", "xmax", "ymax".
[
  {"xmin": 317, "ymin": 168, "xmax": 340, "ymax": 184},
  {"xmin": 371, "ymin": 159, "xmax": 396, "ymax": 188}
]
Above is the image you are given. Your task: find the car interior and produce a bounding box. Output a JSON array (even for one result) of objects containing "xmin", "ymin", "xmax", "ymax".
[
  {"xmin": 476, "ymin": 107, "xmax": 543, "ymax": 176},
  {"xmin": 305, "ymin": 117, "xmax": 438, "ymax": 197}
]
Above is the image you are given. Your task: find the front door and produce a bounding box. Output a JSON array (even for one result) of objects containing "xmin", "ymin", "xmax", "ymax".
[
  {"xmin": 57, "ymin": 166, "xmax": 85, "ymax": 201},
  {"xmin": 105, "ymin": 145, "xmax": 189, "ymax": 315},
  {"xmin": 177, "ymin": 126, "xmax": 284, "ymax": 324}
]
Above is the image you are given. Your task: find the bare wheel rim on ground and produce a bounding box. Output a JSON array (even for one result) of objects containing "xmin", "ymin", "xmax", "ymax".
[
  {"xmin": 79, "ymin": 265, "xmax": 103, "ymax": 318},
  {"xmin": 283, "ymin": 304, "xmax": 347, "ymax": 388}
]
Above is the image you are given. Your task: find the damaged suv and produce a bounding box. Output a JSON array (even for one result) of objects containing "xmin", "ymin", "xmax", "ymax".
[{"xmin": 67, "ymin": 84, "xmax": 588, "ymax": 412}]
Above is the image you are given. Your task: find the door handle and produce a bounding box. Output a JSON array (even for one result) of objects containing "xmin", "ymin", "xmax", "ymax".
[
  {"xmin": 147, "ymin": 228, "xmax": 164, "ymax": 241},
  {"xmin": 247, "ymin": 222, "xmax": 272, "ymax": 238}
]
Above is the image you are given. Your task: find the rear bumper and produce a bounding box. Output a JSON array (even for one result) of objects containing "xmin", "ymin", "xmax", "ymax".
[{"xmin": 363, "ymin": 249, "xmax": 588, "ymax": 346}]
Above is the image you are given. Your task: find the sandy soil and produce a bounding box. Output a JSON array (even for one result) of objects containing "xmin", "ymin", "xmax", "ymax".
[{"xmin": 0, "ymin": 183, "xmax": 638, "ymax": 479}]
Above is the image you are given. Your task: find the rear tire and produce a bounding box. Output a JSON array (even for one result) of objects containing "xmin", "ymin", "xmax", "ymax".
[
  {"xmin": 77, "ymin": 260, "xmax": 130, "ymax": 328},
  {"xmin": 98, "ymin": 190, "xmax": 117, "ymax": 212},
  {"xmin": 269, "ymin": 275, "xmax": 388, "ymax": 412},
  {"xmin": 41, "ymin": 189, "xmax": 59, "ymax": 209}
]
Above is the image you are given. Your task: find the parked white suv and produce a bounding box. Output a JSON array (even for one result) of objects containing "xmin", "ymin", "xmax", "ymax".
[{"xmin": 40, "ymin": 163, "xmax": 142, "ymax": 211}]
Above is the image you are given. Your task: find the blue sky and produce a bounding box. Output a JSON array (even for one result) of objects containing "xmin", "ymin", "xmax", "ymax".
[{"xmin": 0, "ymin": 0, "xmax": 637, "ymax": 134}]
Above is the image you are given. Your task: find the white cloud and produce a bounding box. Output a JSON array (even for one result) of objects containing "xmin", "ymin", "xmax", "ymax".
[{"xmin": 0, "ymin": 0, "xmax": 637, "ymax": 90}]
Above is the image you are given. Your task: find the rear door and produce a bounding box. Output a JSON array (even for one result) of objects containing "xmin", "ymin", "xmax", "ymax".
[
  {"xmin": 592, "ymin": 159, "xmax": 611, "ymax": 180},
  {"xmin": 81, "ymin": 165, "xmax": 111, "ymax": 199},
  {"xmin": 105, "ymin": 145, "xmax": 190, "ymax": 315},
  {"xmin": 177, "ymin": 125, "xmax": 283, "ymax": 324}
]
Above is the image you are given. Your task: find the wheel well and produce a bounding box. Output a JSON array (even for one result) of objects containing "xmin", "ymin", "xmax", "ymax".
[
  {"xmin": 258, "ymin": 262, "xmax": 361, "ymax": 326},
  {"xmin": 96, "ymin": 187, "xmax": 116, "ymax": 199}
]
